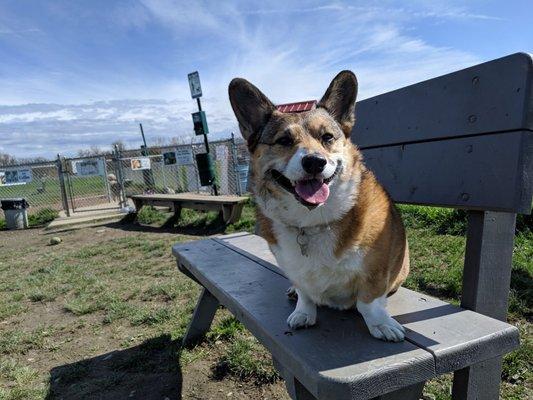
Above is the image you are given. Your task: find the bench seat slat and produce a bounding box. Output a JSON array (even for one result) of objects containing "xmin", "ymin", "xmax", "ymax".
[
  {"xmin": 173, "ymin": 238, "xmax": 435, "ymax": 400},
  {"xmin": 216, "ymin": 233, "xmax": 520, "ymax": 375},
  {"xmin": 130, "ymin": 193, "xmax": 248, "ymax": 204}
]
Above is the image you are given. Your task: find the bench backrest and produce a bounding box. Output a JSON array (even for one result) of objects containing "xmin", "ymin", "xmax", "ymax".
[{"xmin": 352, "ymin": 52, "xmax": 533, "ymax": 214}]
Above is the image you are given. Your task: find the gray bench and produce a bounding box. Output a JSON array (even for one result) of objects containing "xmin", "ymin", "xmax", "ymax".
[
  {"xmin": 173, "ymin": 52, "xmax": 533, "ymax": 399},
  {"xmin": 129, "ymin": 193, "xmax": 248, "ymax": 225}
]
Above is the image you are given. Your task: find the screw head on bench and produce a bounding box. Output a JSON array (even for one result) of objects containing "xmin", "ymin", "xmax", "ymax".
[
  {"xmin": 468, "ymin": 114, "xmax": 477, "ymax": 123},
  {"xmin": 461, "ymin": 193, "xmax": 470, "ymax": 201}
]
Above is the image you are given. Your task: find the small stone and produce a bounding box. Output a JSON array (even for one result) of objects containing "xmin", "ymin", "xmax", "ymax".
[
  {"xmin": 96, "ymin": 229, "xmax": 106, "ymax": 233},
  {"xmin": 49, "ymin": 237, "xmax": 62, "ymax": 245}
]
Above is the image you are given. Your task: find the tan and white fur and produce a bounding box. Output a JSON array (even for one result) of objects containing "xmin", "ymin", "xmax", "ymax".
[{"xmin": 228, "ymin": 71, "xmax": 409, "ymax": 342}]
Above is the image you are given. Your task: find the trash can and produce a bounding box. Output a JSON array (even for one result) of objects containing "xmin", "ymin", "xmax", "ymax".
[{"xmin": 1, "ymin": 198, "xmax": 29, "ymax": 230}]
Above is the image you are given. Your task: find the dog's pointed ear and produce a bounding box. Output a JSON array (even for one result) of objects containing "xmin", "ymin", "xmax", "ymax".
[
  {"xmin": 317, "ymin": 71, "xmax": 358, "ymax": 137},
  {"xmin": 228, "ymin": 78, "xmax": 275, "ymax": 145}
]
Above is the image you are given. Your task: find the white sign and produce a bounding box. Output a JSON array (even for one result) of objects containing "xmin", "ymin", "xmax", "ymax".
[
  {"xmin": 176, "ymin": 148, "xmax": 194, "ymax": 165},
  {"xmin": 188, "ymin": 71, "xmax": 202, "ymax": 99},
  {"xmin": 72, "ymin": 159, "xmax": 104, "ymax": 176},
  {"xmin": 131, "ymin": 157, "xmax": 151, "ymax": 170},
  {"xmin": 0, "ymin": 169, "xmax": 32, "ymax": 185}
]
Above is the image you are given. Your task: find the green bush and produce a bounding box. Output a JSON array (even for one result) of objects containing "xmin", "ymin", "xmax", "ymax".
[
  {"xmin": 28, "ymin": 208, "xmax": 58, "ymax": 227},
  {"xmin": 136, "ymin": 206, "xmax": 167, "ymax": 225}
]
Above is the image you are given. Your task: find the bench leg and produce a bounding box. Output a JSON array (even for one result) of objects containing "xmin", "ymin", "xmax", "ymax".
[
  {"xmin": 452, "ymin": 211, "xmax": 516, "ymax": 400},
  {"xmin": 162, "ymin": 205, "xmax": 182, "ymax": 228},
  {"xmin": 221, "ymin": 203, "xmax": 244, "ymax": 224},
  {"xmin": 182, "ymin": 288, "xmax": 219, "ymax": 347},
  {"xmin": 452, "ymin": 357, "xmax": 502, "ymax": 400},
  {"xmin": 272, "ymin": 358, "xmax": 317, "ymax": 400},
  {"xmin": 371, "ymin": 382, "xmax": 425, "ymax": 400}
]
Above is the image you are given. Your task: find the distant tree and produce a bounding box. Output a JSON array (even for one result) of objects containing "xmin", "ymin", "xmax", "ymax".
[
  {"xmin": 152, "ymin": 136, "xmax": 168, "ymax": 147},
  {"xmin": 0, "ymin": 152, "xmax": 17, "ymax": 166},
  {"xmin": 17, "ymin": 156, "xmax": 49, "ymax": 164},
  {"xmin": 77, "ymin": 145, "xmax": 104, "ymax": 157},
  {"xmin": 111, "ymin": 140, "xmax": 126, "ymax": 152},
  {"xmin": 170, "ymin": 134, "xmax": 195, "ymax": 145}
]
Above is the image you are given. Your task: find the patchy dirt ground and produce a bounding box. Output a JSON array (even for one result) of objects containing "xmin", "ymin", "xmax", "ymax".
[{"xmin": 0, "ymin": 223, "xmax": 290, "ymax": 400}]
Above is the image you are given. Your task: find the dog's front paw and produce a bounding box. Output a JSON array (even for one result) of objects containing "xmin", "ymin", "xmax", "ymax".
[
  {"xmin": 287, "ymin": 310, "xmax": 316, "ymax": 329},
  {"xmin": 367, "ymin": 317, "xmax": 405, "ymax": 342}
]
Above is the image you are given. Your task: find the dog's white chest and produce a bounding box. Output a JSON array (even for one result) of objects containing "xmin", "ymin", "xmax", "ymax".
[{"xmin": 271, "ymin": 222, "xmax": 365, "ymax": 309}]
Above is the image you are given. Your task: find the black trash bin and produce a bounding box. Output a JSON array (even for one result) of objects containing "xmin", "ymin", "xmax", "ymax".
[{"xmin": 0, "ymin": 198, "xmax": 29, "ymax": 230}]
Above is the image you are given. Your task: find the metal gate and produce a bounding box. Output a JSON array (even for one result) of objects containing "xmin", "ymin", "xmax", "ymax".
[{"xmin": 62, "ymin": 156, "xmax": 117, "ymax": 213}]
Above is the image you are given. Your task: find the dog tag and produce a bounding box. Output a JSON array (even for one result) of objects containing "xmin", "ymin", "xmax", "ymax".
[{"xmin": 297, "ymin": 229, "xmax": 309, "ymax": 257}]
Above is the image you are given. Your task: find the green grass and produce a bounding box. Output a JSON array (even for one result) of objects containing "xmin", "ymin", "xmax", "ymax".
[{"xmin": 136, "ymin": 205, "xmax": 168, "ymax": 225}]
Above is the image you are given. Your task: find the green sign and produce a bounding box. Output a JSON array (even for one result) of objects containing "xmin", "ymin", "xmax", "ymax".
[{"xmin": 192, "ymin": 111, "xmax": 209, "ymax": 135}]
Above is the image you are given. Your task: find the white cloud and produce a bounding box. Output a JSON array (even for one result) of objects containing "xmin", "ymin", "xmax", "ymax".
[{"xmin": 1, "ymin": 0, "xmax": 499, "ymax": 159}]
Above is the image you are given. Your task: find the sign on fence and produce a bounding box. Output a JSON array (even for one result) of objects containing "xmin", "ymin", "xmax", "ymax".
[
  {"xmin": 0, "ymin": 169, "xmax": 33, "ymax": 185},
  {"xmin": 71, "ymin": 159, "xmax": 104, "ymax": 176},
  {"xmin": 162, "ymin": 151, "xmax": 177, "ymax": 166},
  {"xmin": 130, "ymin": 157, "xmax": 151, "ymax": 170},
  {"xmin": 163, "ymin": 149, "xmax": 194, "ymax": 166},
  {"xmin": 176, "ymin": 148, "xmax": 194, "ymax": 165}
]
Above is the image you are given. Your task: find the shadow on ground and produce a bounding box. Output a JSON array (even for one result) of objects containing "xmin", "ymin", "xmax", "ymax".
[
  {"xmin": 46, "ymin": 335, "xmax": 182, "ymax": 400},
  {"xmin": 107, "ymin": 211, "xmax": 230, "ymax": 236}
]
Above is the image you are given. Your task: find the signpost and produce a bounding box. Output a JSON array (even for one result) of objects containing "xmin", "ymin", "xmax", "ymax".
[
  {"xmin": 188, "ymin": 71, "xmax": 218, "ymax": 195},
  {"xmin": 138, "ymin": 123, "xmax": 155, "ymax": 189}
]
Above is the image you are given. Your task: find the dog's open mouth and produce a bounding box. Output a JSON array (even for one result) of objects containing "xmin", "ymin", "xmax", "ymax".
[{"xmin": 269, "ymin": 161, "xmax": 342, "ymax": 208}]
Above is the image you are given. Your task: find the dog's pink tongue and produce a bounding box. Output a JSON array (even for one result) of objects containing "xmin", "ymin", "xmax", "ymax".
[{"xmin": 295, "ymin": 179, "xmax": 330, "ymax": 205}]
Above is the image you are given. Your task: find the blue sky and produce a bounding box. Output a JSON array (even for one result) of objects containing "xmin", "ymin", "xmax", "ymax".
[{"xmin": 0, "ymin": 0, "xmax": 531, "ymax": 158}]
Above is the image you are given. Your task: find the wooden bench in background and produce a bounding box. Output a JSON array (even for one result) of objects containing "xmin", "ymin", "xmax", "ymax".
[
  {"xmin": 173, "ymin": 52, "xmax": 533, "ymax": 399},
  {"xmin": 129, "ymin": 193, "xmax": 248, "ymax": 226}
]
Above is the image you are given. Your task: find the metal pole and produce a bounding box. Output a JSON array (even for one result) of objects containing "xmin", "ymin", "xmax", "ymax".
[
  {"xmin": 139, "ymin": 123, "xmax": 155, "ymax": 190},
  {"xmin": 196, "ymin": 98, "xmax": 218, "ymax": 195},
  {"xmin": 56, "ymin": 154, "xmax": 70, "ymax": 217},
  {"xmin": 102, "ymin": 156, "xmax": 112, "ymax": 203},
  {"xmin": 140, "ymin": 123, "xmax": 148, "ymax": 151},
  {"xmin": 114, "ymin": 145, "xmax": 127, "ymax": 208},
  {"xmin": 230, "ymin": 132, "xmax": 242, "ymax": 196}
]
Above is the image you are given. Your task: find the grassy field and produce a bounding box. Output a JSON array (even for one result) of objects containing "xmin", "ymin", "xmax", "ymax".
[{"xmin": 0, "ymin": 200, "xmax": 530, "ymax": 399}]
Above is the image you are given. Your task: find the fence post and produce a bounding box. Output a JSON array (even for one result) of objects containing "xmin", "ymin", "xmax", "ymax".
[
  {"xmin": 102, "ymin": 155, "xmax": 112, "ymax": 202},
  {"xmin": 230, "ymin": 133, "xmax": 242, "ymax": 196},
  {"xmin": 56, "ymin": 154, "xmax": 70, "ymax": 217},
  {"xmin": 113, "ymin": 146, "xmax": 126, "ymax": 208}
]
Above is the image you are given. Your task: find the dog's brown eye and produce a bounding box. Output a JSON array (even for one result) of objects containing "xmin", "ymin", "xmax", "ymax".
[
  {"xmin": 275, "ymin": 136, "xmax": 294, "ymax": 146},
  {"xmin": 322, "ymin": 133, "xmax": 335, "ymax": 144}
]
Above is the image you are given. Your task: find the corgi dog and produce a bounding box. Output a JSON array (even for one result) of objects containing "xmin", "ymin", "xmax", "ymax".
[{"xmin": 228, "ymin": 71, "xmax": 409, "ymax": 342}]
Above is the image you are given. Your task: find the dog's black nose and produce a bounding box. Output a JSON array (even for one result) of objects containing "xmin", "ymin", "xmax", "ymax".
[{"xmin": 302, "ymin": 154, "xmax": 327, "ymax": 175}]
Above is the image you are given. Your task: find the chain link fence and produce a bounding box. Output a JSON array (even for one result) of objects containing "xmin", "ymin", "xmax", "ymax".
[
  {"xmin": 0, "ymin": 137, "xmax": 250, "ymax": 218},
  {"xmin": 0, "ymin": 160, "xmax": 64, "ymax": 218}
]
